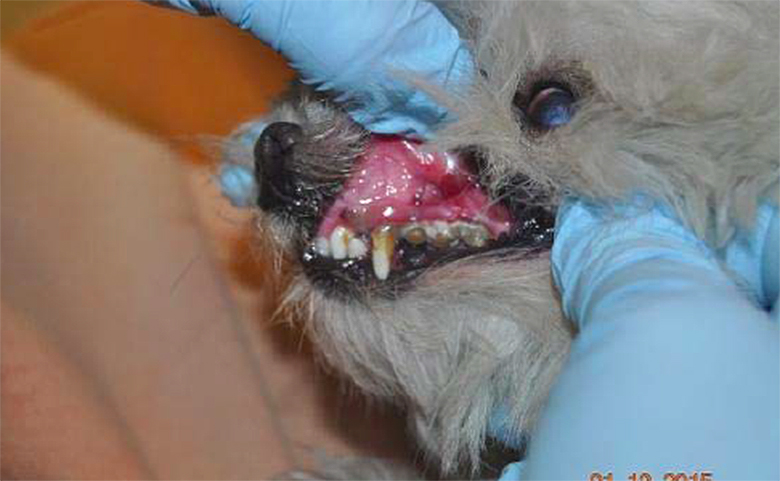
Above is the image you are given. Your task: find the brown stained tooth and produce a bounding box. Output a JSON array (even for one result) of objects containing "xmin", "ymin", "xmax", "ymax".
[
  {"xmin": 433, "ymin": 233, "xmax": 453, "ymax": 248},
  {"xmin": 330, "ymin": 226, "xmax": 353, "ymax": 259},
  {"xmin": 371, "ymin": 226, "xmax": 395, "ymax": 281},
  {"xmin": 461, "ymin": 224, "xmax": 490, "ymax": 248},
  {"xmin": 422, "ymin": 223, "xmax": 438, "ymax": 240},
  {"xmin": 432, "ymin": 221, "xmax": 457, "ymax": 248},
  {"xmin": 403, "ymin": 226, "xmax": 427, "ymax": 245},
  {"xmin": 452, "ymin": 222, "xmax": 472, "ymax": 240}
]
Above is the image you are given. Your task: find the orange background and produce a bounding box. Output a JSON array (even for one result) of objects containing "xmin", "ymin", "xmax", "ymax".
[{"xmin": 6, "ymin": 0, "xmax": 295, "ymax": 162}]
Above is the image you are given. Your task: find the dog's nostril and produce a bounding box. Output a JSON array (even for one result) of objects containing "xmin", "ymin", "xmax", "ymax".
[
  {"xmin": 257, "ymin": 122, "xmax": 303, "ymax": 160},
  {"xmin": 254, "ymin": 122, "xmax": 304, "ymax": 209}
]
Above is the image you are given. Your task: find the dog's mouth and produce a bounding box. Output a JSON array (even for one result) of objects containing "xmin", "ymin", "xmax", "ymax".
[{"xmin": 299, "ymin": 135, "xmax": 554, "ymax": 293}]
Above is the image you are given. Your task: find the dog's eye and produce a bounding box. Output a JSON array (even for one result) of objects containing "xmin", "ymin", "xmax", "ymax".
[{"xmin": 523, "ymin": 84, "xmax": 576, "ymax": 130}]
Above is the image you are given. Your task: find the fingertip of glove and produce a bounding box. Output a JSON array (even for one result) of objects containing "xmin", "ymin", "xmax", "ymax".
[
  {"xmin": 218, "ymin": 163, "xmax": 256, "ymax": 208},
  {"xmin": 348, "ymin": 110, "xmax": 434, "ymax": 139}
]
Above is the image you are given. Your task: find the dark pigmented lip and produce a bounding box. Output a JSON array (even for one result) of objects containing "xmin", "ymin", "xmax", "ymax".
[
  {"xmin": 301, "ymin": 241, "xmax": 553, "ymax": 302},
  {"xmin": 300, "ymin": 201, "xmax": 555, "ymax": 301}
]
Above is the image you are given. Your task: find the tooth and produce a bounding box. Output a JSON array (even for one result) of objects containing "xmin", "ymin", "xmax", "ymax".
[
  {"xmin": 347, "ymin": 237, "xmax": 368, "ymax": 258},
  {"xmin": 433, "ymin": 234, "xmax": 451, "ymax": 248},
  {"xmin": 433, "ymin": 220, "xmax": 449, "ymax": 233},
  {"xmin": 432, "ymin": 221, "xmax": 455, "ymax": 248},
  {"xmin": 451, "ymin": 222, "xmax": 468, "ymax": 238},
  {"xmin": 330, "ymin": 226, "xmax": 351, "ymax": 259},
  {"xmin": 371, "ymin": 226, "xmax": 395, "ymax": 281},
  {"xmin": 314, "ymin": 237, "xmax": 331, "ymax": 257},
  {"xmin": 422, "ymin": 223, "xmax": 438, "ymax": 240},
  {"xmin": 462, "ymin": 224, "xmax": 490, "ymax": 248},
  {"xmin": 402, "ymin": 225, "xmax": 427, "ymax": 245}
]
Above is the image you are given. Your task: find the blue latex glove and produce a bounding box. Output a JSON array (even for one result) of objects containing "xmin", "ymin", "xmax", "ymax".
[
  {"xmin": 501, "ymin": 199, "xmax": 778, "ymax": 480},
  {"xmin": 723, "ymin": 203, "xmax": 780, "ymax": 316},
  {"xmin": 152, "ymin": 0, "xmax": 473, "ymax": 138}
]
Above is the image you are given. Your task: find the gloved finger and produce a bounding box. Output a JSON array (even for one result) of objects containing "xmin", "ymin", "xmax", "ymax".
[
  {"xmin": 724, "ymin": 202, "xmax": 779, "ymax": 312},
  {"xmin": 147, "ymin": 0, "xmax": 474, "ymax": 137},
  {"xmin": 497, "ymin": 461, "xmax": 524, "ymax": 481},
  {"xmin": 523, "ymin": 277, "xmax": 779, "ymax": 479},
  {"xmin": 551, "ymin": 197, "xmax": 721, "ymax": 329},
  {"xmin": 537, "ymin": 197, "xmax": 779, "ymax": 478}
]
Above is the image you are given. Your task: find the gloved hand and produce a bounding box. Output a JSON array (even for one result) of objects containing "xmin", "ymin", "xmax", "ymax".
[
  {"xmin": 502, "ymin": 199, "xmax": 779, "ymax": 480},
  {"xmin": 150, "ymin": 0, "xmax": 473, "ymax": 138}
]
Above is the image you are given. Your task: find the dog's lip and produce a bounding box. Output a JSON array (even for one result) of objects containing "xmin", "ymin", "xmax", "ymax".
[{"xmin": 315, "ymin": 135, "xmax": 512, "ymax": 239}]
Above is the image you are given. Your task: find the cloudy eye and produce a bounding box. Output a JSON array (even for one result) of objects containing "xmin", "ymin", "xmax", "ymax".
[{"xmin": 524, "ymin": 83, "xmax": 576, "ymax": 130}]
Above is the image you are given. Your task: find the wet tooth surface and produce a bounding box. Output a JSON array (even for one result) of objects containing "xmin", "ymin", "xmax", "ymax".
[
  {"xmin": 314, "ymin": 237, "xmax": 331, "ymax": 257},
  {"xmin": 451, "ymin": 222, "xmax": 467, "ymax": 239},
  {"xmin": 403, "ymin": 226, "xmax": 427, "ymax": 245},
  {"xmin": 371, "ymin": 226, "xmax": 395, "ymax": 281},
  {"xmin": 432, "ymin": 220, "xmax": 449, "ymax": 233},
  {"xmin": 348, "ymin": 238, "xmax": 368, "ymax": 258},
  {"xmin": 431, "ymin": 221, "xmax": 454, "ymax": 248},
  {"xmin": 331, "ymin": 226, "xmax": 351, "ymax": 260},
  {"xmin": 433, "ymin": 234, "xmax": 452, "ymax": 248},
  {"xmin": 422, "ymin": 223, "xmax": 438, "ymax": 240},
  {"xmin": 462, "ymin": 224, "xmax": 489, "ymax": 248}
]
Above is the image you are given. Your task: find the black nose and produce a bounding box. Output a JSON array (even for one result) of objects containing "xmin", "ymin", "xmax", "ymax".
[{"xmin": 254, "ymin": 122, "xmax": 304, "ymax": 210}]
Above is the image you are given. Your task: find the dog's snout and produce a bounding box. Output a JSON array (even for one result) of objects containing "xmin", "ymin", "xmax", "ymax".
[{"xmin": 254, "ymin": 122, "xmax": 303, "ymax": 210}]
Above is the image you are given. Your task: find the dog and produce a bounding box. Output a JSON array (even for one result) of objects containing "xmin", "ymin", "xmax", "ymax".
[{"xmin": 222, "ymin": 1, "xmax": 778, "ymax": 477}]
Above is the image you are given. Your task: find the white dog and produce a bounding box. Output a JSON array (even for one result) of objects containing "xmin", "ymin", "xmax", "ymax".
[{"xmin": 224, "ymin": 1, "xmax": 778, "ymax": 477}]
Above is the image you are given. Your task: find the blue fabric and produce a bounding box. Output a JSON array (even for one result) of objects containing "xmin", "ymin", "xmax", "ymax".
[
  {"xmin": 159, "ymin": 0, "xmax": 473, "ymax": 138},
  {"xmin": 513, "ymin": 199, "xmax": 779, "ymax": 479}
]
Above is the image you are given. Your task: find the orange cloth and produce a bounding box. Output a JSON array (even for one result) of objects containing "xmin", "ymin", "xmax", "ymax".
[{"xmin": 7, "ymin": 0, "xmax": 294, "ymax": 163}]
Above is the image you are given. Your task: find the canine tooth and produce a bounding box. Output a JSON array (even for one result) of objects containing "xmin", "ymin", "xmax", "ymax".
[
  {"xmin": 403, "ymin": 226, "xmax": 427, "ymax": 245},
  {"xmin": 371, "ymin": 226, "xmax": 394, "ymax": 281},
  {"xmin": 462, "ymin": 224, "xmax": 490, "ymax": 248},
  {"xmin": 347, "ymin": 237, "xmax": 368, "ymax": 258},
  {"xmin": 314, "ymin": 237, "xmax": 331, "ymax": 257},
  {"xmin": 330, "ymin": 226, "xmax": 351, "ymax": 260}
]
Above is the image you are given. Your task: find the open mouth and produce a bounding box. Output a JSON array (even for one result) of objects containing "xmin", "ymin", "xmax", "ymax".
[{"xmin": 300, "ymin": 135, "xmax": 554, "ymax": 291}]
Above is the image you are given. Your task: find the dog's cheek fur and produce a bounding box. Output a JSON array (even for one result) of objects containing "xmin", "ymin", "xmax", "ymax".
[{"xmin": 282, "ymin": 253, "xmax": 571, "ymax": 474}]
